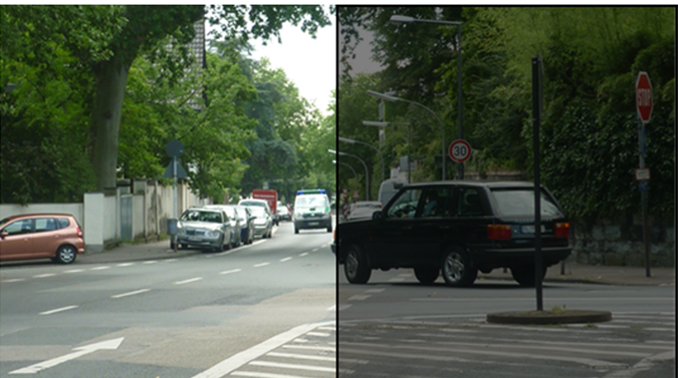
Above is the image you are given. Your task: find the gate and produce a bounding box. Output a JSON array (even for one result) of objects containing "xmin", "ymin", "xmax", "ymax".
[{"xmin": 120, "ymin": 194, "xmax": 133, "ymax": 241}]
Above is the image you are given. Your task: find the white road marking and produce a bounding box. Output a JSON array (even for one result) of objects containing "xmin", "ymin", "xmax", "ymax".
[
  {"xmin": 293, "ymin": 338, "xmax": 308, "ymax": 343},
  {"xmin": 111, "ymin": 289, "xmax": 151, "ymax": 299},
  {"xmin": 63, "ymin": 269, "xmax": 84, "ymax": 274},
  {"xmin": 220, "ymin": 269, "xmax": 242, "ymax": 275},
  {"xmin": 191, "ymin": 321, "xmax": 334, "ymax": 378},
  {"xmin": 266, "ymin": 352, "xmax": 335, "ymax": 362},
  {"xmin": 33, "ymin": 274, "xmax": 56, "ymax": 278},
  {"xmin": 9, "ymin": 337, "xmax": 124, "ymax": 375},
  {"xmin": 252, "ymin": 240, "xmax": 266, "ymax": 246},
  {"xmin": 317, "ymin": 326, "xmax": 336, "ymax": 331},
  {"xmin": 337, "ymin": 304, "xmax": 352, "ymax": 311},
  {"xmin": 298, "ymin": 252, "xmax": 309, "ymax": 257},
  {"xmin": 231, "ymin": 372, "xmax": 309, "ymax": 378},
  {"xmin": 142, "ymin": 260, "xmax": 158, "ymax": 264},
  {"xmin": 175, "ymin": 277, "xmax": 203, "ymax": 285},
  {"xmin": 307, "ymin": 332, "xmax": 330, "ymax": 337},
  {"xmin": 165, "ymin": 259, "xmax": 178, "ymax": 263},
  {"xmin": 39, "ymin": 305, "xmax": 78, "ymax": 315},
  {"xmin": 282, "ymin": 344, "xmax": 335, "ymax": 352},
  {"xmin": 254, "ymin": 262, "xmax": 270, "ymax": 268},
  {"xmin": 91, "ymin": 266, "xmax": 110, "ymax": 271},
  {"xmin": 2, "ymin": 279, "xmax": 26, "ymax": 283},
  {"xmin": 248, "ymin": 360, "xmax": 335, "ymax": 372},
  {"xmin": 280, "ymin": 257, "xmax": 293, "ymax": 262},
  {"xmin": 312, "ymin": 248, "xmax": 319, "ymax": 252},
  {"xmin": 602, "ymin": 350, "xmax": 676, "ymax": 378},
  {"xmin": 116, "ymin": 263, "xmax": 134, "ymax": 267}
]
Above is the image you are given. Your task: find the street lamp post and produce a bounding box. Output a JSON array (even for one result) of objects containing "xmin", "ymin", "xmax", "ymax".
[
  {"xmin": 333, "ymin": 160, "xmax": 358, "ymax": 194},
  {"xmin": 363, "ymin": 121, "xmax": 411, "ymax": 183},
  {"xmin": 367, "ymin": 90, "xmax": 446, "ymax": 181},
  {"xmin": 329, "ymin": 149, "xmax": 370, "ymax": 201},
  {"xmin": 389, "ymin": 15, "xmax": 463, "ymax": 180},
  {"xmin": 338, "ymin": 136, "xmax": 385, "ymax": 185}
]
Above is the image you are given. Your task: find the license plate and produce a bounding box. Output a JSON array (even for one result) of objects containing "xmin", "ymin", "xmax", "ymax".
[
  {"xmin": 522, "ymin": 225, "xmax": 546, "ymax": 234},
  {"xmin": 188, "ymin": 236, "xmax": 202, "ymax": 241},
  {"xmin": 309, "ymin": 222, "xmax": 319, "ymax": 226}
]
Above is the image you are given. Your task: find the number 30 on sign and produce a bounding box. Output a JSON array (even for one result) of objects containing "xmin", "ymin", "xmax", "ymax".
[{"xmin": 449, "ymin": 140, "xmax": 472, "ymax": 163}]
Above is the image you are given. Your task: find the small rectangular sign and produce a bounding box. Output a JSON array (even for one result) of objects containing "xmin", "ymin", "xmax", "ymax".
[{"xmin": 635, "ymin": 168, "xmax": 651, "ymax": 181}]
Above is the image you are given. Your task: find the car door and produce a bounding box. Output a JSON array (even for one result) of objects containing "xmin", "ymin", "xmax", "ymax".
[
  {"xmin": 403, "ymin": 186, "xmax": 456, "ymax": 266},
  {"xmin": 0, "ymin": 218, "xmax": 35, "ymax": 260},
  {"xmin": 369, "ymin": 187, "xmax": 424, "ymax": 267},
  {"xmin": 32, "ymin": 217, "xmax": 60, "ymax": 257}
]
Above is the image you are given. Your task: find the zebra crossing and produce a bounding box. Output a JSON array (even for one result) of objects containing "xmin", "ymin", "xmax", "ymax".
[{"xmin": 338, "ymin": 312, "xmax": 675, "ymax": 378}]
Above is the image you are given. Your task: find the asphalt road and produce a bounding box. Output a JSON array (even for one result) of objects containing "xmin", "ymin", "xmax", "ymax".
[
  {"xmin": 338, "ymin": 269, "xmax": 676, "ymax": 378},
  {"xmin": 0, "ymin": 221, "xmax": 336, "ymax": 378}
]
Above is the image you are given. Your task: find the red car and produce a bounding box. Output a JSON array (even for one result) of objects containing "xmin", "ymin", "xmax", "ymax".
[{"xmin": 0, "ymin": 213, "xmax": 85, "ymax": 264}]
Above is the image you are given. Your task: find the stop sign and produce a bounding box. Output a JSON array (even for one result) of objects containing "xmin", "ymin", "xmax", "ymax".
[{"xmin": 636, "ymin": 72, "xmax": 653, "ymax": 124}]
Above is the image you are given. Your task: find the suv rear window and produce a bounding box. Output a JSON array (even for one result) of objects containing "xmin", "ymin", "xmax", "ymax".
[
  {"xmin": 491, "ymin": 188, "xmax": 563, "ymax": 217},
  {"xmin": 295, "ymin": 195, "xmax": 329, "ymax": 209}
]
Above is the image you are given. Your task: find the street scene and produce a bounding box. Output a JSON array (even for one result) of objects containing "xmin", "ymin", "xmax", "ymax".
[
  {"xmin": 0, "ymin": 221, "xmax": 336, "ymax": 377},
  {"xmin": 335, "ymin": 6, "xmax": 675, "ymax": 378}
]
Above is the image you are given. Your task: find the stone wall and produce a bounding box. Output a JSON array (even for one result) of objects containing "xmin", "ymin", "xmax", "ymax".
[{"xmin": 571, "ymin": 213, "xmax": 675, "ymax": 267}]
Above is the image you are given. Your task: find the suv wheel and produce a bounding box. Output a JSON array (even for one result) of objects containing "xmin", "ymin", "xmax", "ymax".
[
  {"xmin": 54, "ymin": 245, "xmax": 77, "ymax": 264},
  {"xmin": 441, "ymin": 247, "xmax": 477, "ymax": 287},
  {"xmin": 344, "ymin": 245, "xmax": 371, "ymax": 284},
  {"xmin": 294, "ymin": 227, "xmax": 299, "ymax": 234},
  {"xmin": 511, "ymin": 265, "xmax": 546, "ymax": 287},
  {"xmin": 414, "ymin": 266, "xmax": 439, "ymax": 285},
  {"xmin": 327, "ymin": 223, "xmax": 332, "ymax": 233}
]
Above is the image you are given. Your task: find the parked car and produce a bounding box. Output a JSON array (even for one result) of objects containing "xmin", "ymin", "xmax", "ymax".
[
  {"xmin": 234, "ymin": 205, "xmax": 255, "ymax": 245},
  {"xmin": 204, "ymin": 205, "xmax": 242, "ymax": 248},
  {"xmin": 0, "ymin": 213, "xmax": 85, "ymax": 264},
  {"xmin": 277, "ymin": 205, "xmax": 291, "ymax": 221},
  {"xmin": 293, "ymin": 189, "xmax": 332, "ymax": 234},
  {"xmin": 246, "ymin": 206, "xmax": 274, "ymax": 239},
  {"xmin": 336, "ymin": 181, "xmax": 571, "ymax": 287},
  {"xmin": 172, "ymin": 208, "xmax": 234, "ymax": 252}
]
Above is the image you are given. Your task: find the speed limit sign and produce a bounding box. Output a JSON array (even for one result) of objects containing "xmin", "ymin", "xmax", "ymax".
[{"xmin": 449, "ymin": 139, "xmax": 472, "ymax": 163}]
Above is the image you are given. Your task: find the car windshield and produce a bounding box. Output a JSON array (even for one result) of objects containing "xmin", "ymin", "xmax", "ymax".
[
  {"xmin": 249, "ymin": 207, "xmax": 266, "ymax": 217},
  {"xmin": 180, "ymin": 210, "xmax": 222, "ymax": 223},
  {"xmin": 235, "ymin": 207, "xmax": 247, "ymax": 221},
  {"xmin": 221, "ymin": 206, "xmax": 236, "ymax": 219},
  {"xmin": 491, "ymin": 188, "xmax": 563, "ymax": 217},
  {"xmin": 295, "ymin": 195, "xmax": 327, "ymax": 208},
  {"xmin": 241, "ymin": 201, "xmax": 265, "ymax": 208}
]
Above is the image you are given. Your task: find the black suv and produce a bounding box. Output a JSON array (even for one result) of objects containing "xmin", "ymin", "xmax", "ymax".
[{"xmin": 335, "ymin": 181, "xmax": 571, "ymax": 287}]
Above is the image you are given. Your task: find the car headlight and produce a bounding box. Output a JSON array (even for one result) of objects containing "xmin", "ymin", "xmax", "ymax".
[{"xmin": 206, "ymin": 230, "xmax": 222, "ymax": 238}]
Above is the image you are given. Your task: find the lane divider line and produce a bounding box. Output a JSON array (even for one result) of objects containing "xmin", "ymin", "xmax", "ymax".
[
  {"xmin": 280, "ymin": 257, "xmax": 293, "ymax": 262},
  {"xmin": 40, "ymin": 305, "xmax": 78, "ymax": 315},
  {"xmin": 111, "ymin": 289, "xmax": 151, "ymax": 299},
  {"xmin": 175, "ymin": 277, "xmax": 203, "ymax": 285},
  {"xmin": 220, "ymin": 269, "xmax": 242, "ymax": 275},
  {"xmin": 253, "ymin": 262, "xmax": 270, "ymax": 268}
]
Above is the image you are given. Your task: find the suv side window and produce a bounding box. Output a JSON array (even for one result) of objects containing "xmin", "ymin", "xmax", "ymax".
[
  {"xmin": 35, "ymin": 218, "xmax": 57, "ymax": 233},
  {"xmin": 457, "ymin": 187, "xmax": 486, "ymax": 217},
  {"xmin": 386, "ymin": 188, "xmax": 422, "ymax": 219},
  {"xmin": 417, "ymin": 187, "xmax": 454, "ymax": 218}
]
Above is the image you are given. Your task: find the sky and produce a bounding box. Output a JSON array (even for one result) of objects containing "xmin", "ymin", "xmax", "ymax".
[{"xmin": 249, "ymin": 12, "xmax": 336, "ymax": 116}]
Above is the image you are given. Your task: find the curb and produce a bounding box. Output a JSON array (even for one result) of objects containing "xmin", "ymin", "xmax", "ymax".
[{"xmin": 486, "ymin": 310, "xmax": 612, "ymax": 325}]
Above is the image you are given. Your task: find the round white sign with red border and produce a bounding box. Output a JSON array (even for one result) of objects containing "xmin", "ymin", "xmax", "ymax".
[{"xmin": 449, "ymin": 139, "xmax": 472, "ymax": 163}]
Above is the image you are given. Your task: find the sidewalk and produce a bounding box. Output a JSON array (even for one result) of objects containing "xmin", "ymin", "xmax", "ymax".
[
  {"xmin": 478, "ymin": 261, "xmax": 675, "ymax": 287},
  {"xmin": 80, "ymin": 239, "xmax": 676, "ymax": 287}
]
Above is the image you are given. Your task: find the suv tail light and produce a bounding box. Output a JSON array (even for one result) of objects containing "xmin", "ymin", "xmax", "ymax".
[
  {"xmin": 76, "ymin": 227, "xmax": 83, "ymax": 238},
  {"xmin": 487, "ymin": 225, "xmax": 512, "ymax": 240},
  {"xmin": 555, "ymin": 222, "xmax": 570, "ymax": 238}
]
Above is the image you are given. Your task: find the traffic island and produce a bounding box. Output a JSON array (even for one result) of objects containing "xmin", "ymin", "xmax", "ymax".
[{"xmin": 486, "ymin": 310, "xmax": 612, "ymax": 325}]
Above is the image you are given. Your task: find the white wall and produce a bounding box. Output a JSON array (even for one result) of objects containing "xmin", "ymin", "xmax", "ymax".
[
  {"xmin": 1, "ymin": 181, "xmax": 209, "ymax": 252},
  {"xmin": 0, "ymin": 203, "xmax": 84, "ymax": 229}
]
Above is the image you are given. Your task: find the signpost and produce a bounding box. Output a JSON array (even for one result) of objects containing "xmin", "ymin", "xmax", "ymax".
[
  {"xmin": 448, "ymin": 139, "xmax": 472, "ymax": 164},
  {"xmin": 635, "ymin": 72, "xmax": 652, "ymax": 278},
  {"xmin": 164, "ymin": 140, "xmax": 187, "ymax": 253}
]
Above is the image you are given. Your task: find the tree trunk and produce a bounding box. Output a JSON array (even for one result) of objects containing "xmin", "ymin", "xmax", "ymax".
[{"xmin": 88, "ymin": 56, "xmax": 130, "ymax": 192}]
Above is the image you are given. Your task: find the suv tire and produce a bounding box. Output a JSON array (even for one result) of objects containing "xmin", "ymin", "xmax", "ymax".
[
  {"xmin": 441, "ymin": 247, "xmax": 477, "ymax": 287},
  {"xmin": 414, "ymin": 266, "xmax": 439, "ymax": 285},
  {"xmin": 511, "ymin": 264, "xmax": 546, "ymax": 287},
  {"xmin": 344, "ymin": 245, "xmax": 371, "ymax": 284}
]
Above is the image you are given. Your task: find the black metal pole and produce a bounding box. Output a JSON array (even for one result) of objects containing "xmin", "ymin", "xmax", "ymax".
[
  {"xmin": 533, "ymin": 56, "xmax": 543, "ymax": 312},
  {"xmin": 457, "ymin": 24, "xmax": 463, "ymax": 180}
]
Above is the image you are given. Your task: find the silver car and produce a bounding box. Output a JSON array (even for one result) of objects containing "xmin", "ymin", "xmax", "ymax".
[
  {"xmin": 172, "ymin": 208, "xmax": 233, "ymax": 252},
  {"xmin": 204, "ymin": 205, "xmax": 242, "ymax": 248},
  {"xmin": 247, "ymin": 206, "xmax": 274, "ymax": 239}
]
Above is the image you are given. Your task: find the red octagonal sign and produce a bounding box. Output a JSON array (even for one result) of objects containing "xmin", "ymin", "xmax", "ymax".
[{"xmin": 636, "ymin": 71, "xmax": 653, "ymax": 124}]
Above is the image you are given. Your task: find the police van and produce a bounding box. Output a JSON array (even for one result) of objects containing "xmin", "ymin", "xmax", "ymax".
[{"xmin": 293, "ymin": 189, "xmax": 332, "ymax": 234}]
